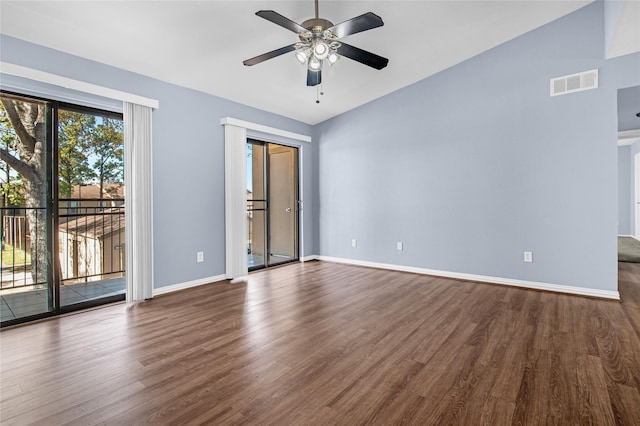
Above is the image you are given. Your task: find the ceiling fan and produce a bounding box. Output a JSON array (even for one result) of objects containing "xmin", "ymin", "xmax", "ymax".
[{"xmin": 243, "ymin": 0, "xmax": 389, "ymax": 87}]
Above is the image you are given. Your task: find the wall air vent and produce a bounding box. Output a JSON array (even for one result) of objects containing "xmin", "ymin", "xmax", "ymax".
[{"xmin": 550, "ymin": 69, "xmax": 598, "ymax": 97}]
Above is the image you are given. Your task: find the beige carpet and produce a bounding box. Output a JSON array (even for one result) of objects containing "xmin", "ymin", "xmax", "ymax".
[{"xmin": 618, "ymin": 236, "xmax": 640, "ymax": 262}]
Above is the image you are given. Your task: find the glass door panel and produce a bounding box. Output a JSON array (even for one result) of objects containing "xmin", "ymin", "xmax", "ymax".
[
  {"xmin": 267, "ymin": 144, "xmax": 298, "ymax": 266},
  {"xmin": 247, "ymin": 141, "xmax": 299, "ymax": 270},
  {"xmin": 0, "ymin": 94, "xmax": 54, "ymax": 322},
  {"xmin": 247, "ymin": 143, "xmax": 266, "ymax": 269},
  {"xmin": 247, "ymin": 205, "xmax": 267, "ymax": 268},
  {"xmin": 57, "ymin": 106, "xmax": 125, "ymax": 308}
]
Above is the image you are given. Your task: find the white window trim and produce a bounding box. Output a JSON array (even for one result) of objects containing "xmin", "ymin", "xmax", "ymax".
[
  {"xmin": 220, "ymin": 117, "xmax": 311, "ymax": 143},
  {"xmin": 0, "ymin": 61, "xmax": 159, "ymax": 109}
]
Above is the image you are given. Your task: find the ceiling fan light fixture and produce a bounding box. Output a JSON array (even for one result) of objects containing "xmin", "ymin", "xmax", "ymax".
[
  {"xmin": 323, "ymin": 30, "xmax": 336, "ymax": 40},
  {"xmin": 327, "ymin": 51, "xmax": 339, "ymax": 65},
  {"xmin": 308, "ymin": 56, "xmax": 322, "ymax": 71},
  {"xmin": 313, "ymin": 41, "xmax": 329, "ymax": 60},
  {"xmin": 295, "ymin": 49, "xmax": 310, "ymax": 64}
]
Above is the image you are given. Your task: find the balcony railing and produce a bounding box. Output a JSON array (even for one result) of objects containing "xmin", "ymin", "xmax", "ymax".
[
  {"xmin": 0, "ymin": 199, "xmax": 125, "ymax": 290},
  {"xmin": 58, "ymin": 198, "xmax": 125, "ymax": 285},
  {"xmin": 1, "ymin": 206, "xmax": 45, "ymax": 289}
]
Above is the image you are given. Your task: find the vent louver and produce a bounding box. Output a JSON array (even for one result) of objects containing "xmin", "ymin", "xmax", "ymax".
[{"xmin": 550, "ymin": 69, "xmax": 598, "ymax": 97}]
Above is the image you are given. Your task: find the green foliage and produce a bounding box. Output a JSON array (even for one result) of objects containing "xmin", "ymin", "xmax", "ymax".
[
  {"xmin": 57, "ymin": 111, "xmax": 124, "ymax": 198},
  {"xmin": 0, "ymin": 180, "xmax": 25, "ymax": 206},
  {"xmin": 0, "ymin": 102, "xmax": 25, "ymax": 206},
  {"xmin": 58, "ymin": 110, "xmax": 97, "ymax": 197},
  {"xmin": 1, "ymin": 100, "xmax": 124, "ymax": 205},
  {"xmin": 91, "ymin": 117, "xmax": 124, "ymax": 192}
]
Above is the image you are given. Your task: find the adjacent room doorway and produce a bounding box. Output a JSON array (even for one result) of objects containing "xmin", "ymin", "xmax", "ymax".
[{"xmin": 246, "ymin": 140, "xmax": 299, "ymax": 270}]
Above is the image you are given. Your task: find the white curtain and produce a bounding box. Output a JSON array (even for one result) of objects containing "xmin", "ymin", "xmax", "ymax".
[
  {"xmin": 224, "ymin": 124, "xmax": 248, "ymax": 279},
  {"xmin": 124, "ymin": 102, "xmax": 154, "ymax": 302}
]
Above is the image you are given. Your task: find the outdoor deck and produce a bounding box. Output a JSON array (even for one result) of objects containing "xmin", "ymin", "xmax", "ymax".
[{"xmin": 0, "ymin": 277, "xmax": 125, "ymax": 322}]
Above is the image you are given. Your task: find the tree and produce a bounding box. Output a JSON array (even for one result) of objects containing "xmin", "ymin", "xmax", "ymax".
[
  {"xmin": 57, "ymin": 110, "xmax": 96, "ymax": 198},
  {"xmin": 0, "ymin": 96, "xmax": 48, "ymax": 284},
  {"xmin": 0, "ymin": 104, "xmax": 26, "ymax": 207},
  {"xmin": 90, "ymin": 117, "xmax": 124, "ymax": 200}
]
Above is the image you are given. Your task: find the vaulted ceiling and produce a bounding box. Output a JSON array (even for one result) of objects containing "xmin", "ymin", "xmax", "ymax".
[{"xmin": 0, "ymin": 1, "xmax": 635, "ymax": 125}]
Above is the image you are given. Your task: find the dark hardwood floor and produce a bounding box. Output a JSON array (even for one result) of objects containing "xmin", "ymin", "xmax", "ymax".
[{"xmin": 2, "ymin": 261, "xmax": 640, "ymax": 425}]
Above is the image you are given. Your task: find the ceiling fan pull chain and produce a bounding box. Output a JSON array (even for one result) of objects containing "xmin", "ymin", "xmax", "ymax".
[{"xmin": 316, "ymin": 86, "xmax": 320, "ymax": 104}]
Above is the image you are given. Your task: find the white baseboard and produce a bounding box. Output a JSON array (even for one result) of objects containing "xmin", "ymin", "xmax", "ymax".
[
  {"xmin": 300, "ymin": 255, "xmax": 319, "ymax": 262},
  {"xmin": 153, "ymin": 274, "xmax": 226, "ymax": 296},
  {"xmin": 315, "ymin": 256, "xmax": 620, "ymax": 300},
  {"xmin": 618, "ymin": 234, "xmax": 640, "ymax": 242}
]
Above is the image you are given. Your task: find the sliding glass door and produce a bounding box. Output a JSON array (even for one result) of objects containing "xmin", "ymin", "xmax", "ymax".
[
  {"xmin": 246, "ymin": 140, "xmax": 298, "ymax": 270},
  {"xmin": 1, "ymin": 92, "xmax": 125, "ymax": 326}
]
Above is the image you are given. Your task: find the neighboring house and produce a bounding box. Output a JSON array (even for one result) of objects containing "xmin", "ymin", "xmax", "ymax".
[
  {"xmin": 58, "ymin": 185, "xmax": 126, "ymax": 282},
  {"xmin": 58, "ymin": 205, "xmax": 125, "ymax": 282},
  {"xmin": 1, "ymin": 184, "xmax": 125, "ymax": 270},
  {"xmin": 59, "ymin": 184, "xmax": 125, "ymax": 214}
]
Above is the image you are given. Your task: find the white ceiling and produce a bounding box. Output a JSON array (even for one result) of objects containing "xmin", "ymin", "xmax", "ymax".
[{"xmin": 0, "ymin": 0, "xmax": 609, "ymax": 124}]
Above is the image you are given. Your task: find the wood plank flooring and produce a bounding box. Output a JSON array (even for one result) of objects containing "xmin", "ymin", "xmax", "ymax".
[{"xmin": 1, "ymin": 261, "xmax": 640, "ymax": 425}]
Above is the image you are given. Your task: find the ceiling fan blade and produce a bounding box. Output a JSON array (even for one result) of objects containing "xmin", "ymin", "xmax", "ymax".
[
  {"xmin": 243, "ymin": 44, "xmax": 297, "ymax": 66},
  {"xmin": 336, "ymin": 43, "xmax": 389, "ymax": 70},
  {"xmin": 327, "ymin": 12, "xmax": 384, "ymax": 38},
  {"xmin": 256, "ymin": 10, "xmax": 307, "ymax": 34},
  {"xmin": 307, "ymin": 69, "xmax": 322, "ymax": 86}
]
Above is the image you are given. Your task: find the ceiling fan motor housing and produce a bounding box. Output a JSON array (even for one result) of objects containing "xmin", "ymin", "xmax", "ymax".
[{"xmin": 301, "ymin": 18, "xmax": 334, "ymax": 32}]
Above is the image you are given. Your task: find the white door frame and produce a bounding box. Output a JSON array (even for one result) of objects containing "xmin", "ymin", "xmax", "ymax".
[{"xmin": 635, "ymin": 152, "xmax": 640, "ymax": 239}]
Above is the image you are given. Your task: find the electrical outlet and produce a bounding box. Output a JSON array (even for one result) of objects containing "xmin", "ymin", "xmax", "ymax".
[
  {"xmin": 397, "ymin": 242, "xmax": 403, "ymax": 251},
  {"xmin": 197, "ymin": 251, "xmax": 204, "ymax": 263},
  {"xmin": 351, "ymin": 239, "xmax": 357, "ymax": 248},
  {"xmin": 524, "ymin": 251, "xmax": 533, "ymax": 263}
]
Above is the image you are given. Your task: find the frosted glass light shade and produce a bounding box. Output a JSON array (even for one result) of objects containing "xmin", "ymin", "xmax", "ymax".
[
  {"xmin": 308, "ymin": 56, "xmax": 321, "ymax": 70},
  {"xmin": 313, "ymin": 42, "xmax": 329, "ymax": 60},
  {"xmin": 295, "ymin": 49, "xmax": 309, "ymax": 64}
]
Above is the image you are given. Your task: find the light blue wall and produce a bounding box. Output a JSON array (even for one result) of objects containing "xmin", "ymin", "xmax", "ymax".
[
  {"xmin": 315, "ymin": 2, "xmax": 640, "ymax": 292},
  {"xmin": 618, "ymin": 145, "xmax": 632, "ymax": 235},
  {"xmin": 604, "ymin": 0, "xmax": 625, "ymax": 57},
  {"xmin": 618, "ymin": 86, "xmax": 640, "ymax": 131},
  {"xmin": 0, "ymin": 35, "xmax": 314, "ymax": 289}
]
